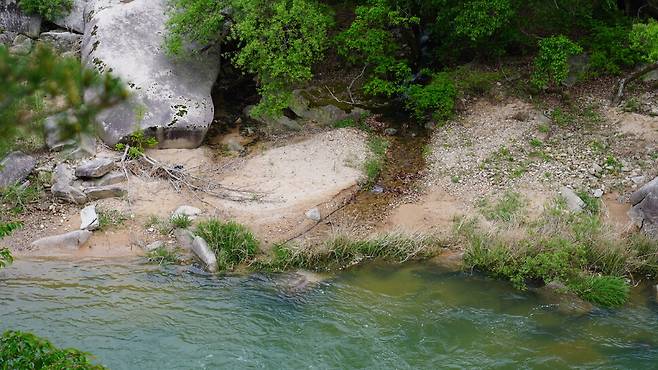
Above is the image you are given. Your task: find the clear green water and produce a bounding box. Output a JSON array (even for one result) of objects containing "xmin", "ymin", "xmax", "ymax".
[{"xmin": 2, "ymin": 259, "xmax": 658, "ymax": 369}]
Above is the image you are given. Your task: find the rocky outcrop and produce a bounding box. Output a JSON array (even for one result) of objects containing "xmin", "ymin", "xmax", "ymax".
[
  {"xmin": 0, "ymin": 0, "xmax": 41, "ymax": 38},
  {"xmin": 81, "ymin": 0, "xmax": 220, "ymax": 149},
  {"xmin": 0, "ymin": 152, "xmax": 36, "ymax": 189},
  {"xmin": 630, "ymin": 177, "xmax": 658, "ymax": 238},
  {"xmin": 80, "ymin": 204, "xmax": 100, "ymax": 231},
  {"xmin": 75, "ymin": 158, "xmax": 114, "ymax": 178},
  {"xmin": 52, "ymin": 0, "xmax": 86, "ymax": 33},
  {"xmin": 31, "ymin": 230, "xmax": 92, "ymax": 250},
  {"xmin": 45, "ymin": 114, "xmax": 97, "ymax": 159},
  {"xmin": 38, "ymin": 30, "xmax": 82, "ymax": 55},
  {"xmin": 52, "ymin": 163, "xmax": 87, "ymax": 204},
  {"xmin": 171, "ymin": 205, "xmax": 202, "ymax": 220}
]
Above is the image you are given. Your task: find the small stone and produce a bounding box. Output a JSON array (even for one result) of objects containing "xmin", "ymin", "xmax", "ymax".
[
  {"xmin": 631, "ymin": 176, "xmax": 647, "ymax": 185},
  {"xmin": 80, "ymin": 204, "xmax": 100, "ymax": 231},
  {"xmin": 384, "ymin": 128, "xmax": 398, "ymax": 136},
  {"xmin": 83, "ymin": 185, "xmax": 126, "ymax": 201},
  {"xmin": 75, "ymin": 158, "xmax": 115, "ymax": 178},
  {"xmin": 93, "ymin": 171, "xmax": 126, "ymax": 187},
  {"xmin": 145, "ymin": 241, "xmax": 165, "ymax": 252},
  {"xmin": 171, "ymin": 206, "xmax": 202, "ymax": 220},
  {"xmin": 192, "ymin": 236, "xmax": 218, "ymax": 272},
  {"xmin": 31, "ymin": 230, "xmax": 92, "ymax": 250},
  {"xmin": 593, "ymin": 189, "xmax": 604, "ymax": 198},
  {"xmin": 560, "ymin": 186, "xmax": 585, "ymax": 212},
  {"xmin": 305, "ymin": 207, "xmax": 321, "ymax": 222}
]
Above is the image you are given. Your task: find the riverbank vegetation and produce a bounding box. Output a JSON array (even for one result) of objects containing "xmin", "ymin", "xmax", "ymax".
[
  {"xmin": 0, "ymin": 330, "xmax": 104, "ymax": 370},
  {"xmin": 195, "ymin": 219, "xmax": 259, "ymax": 270},
  {"xmin": 459, "ymin": 194, "xmax": 658, "ymax": 307}
]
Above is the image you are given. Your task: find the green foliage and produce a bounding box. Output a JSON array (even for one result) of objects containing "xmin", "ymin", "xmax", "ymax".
[
  {"xmin": 405, "ymin": 72, "xmax": 457, "ymax": 122},
  {"xmin": 167, "ymin": 0, "xmax": 332, "ymax": 117},
  {"xmin": 450, "ymin": 65, "xmax": 504, "ymax": 97},
  {"xmin": 115, "ymin": 130, "xmax": 158, "ymax": 159},
  {"xmin": 363, "ymin": 137, "xmax": 389, "ymax": 188},
  {"xmin": 571, "ymin": 275, "xmax": 629, "ymax": 307},
  {"xmin": 453, "ymin": 0, "xmax": 515, "ymax": 42},
  {"xmin": 629, "ymin": 20, "xmax": 658, "ymax": 63},
  {"xmin": 0, "ymin": 248, "xmax": 13, "ymax": 269},
  {"xmin": 478, "ymin": 191, "xmax": 526, "ymax": 223},
  {"xmin": 0, "ymin": 222, "xmax": 22, "ymax": 238},
  {"xmin": 97, "ymin": 209, "xmax": 128, "ymax": 231},
  {"xmin": 170, "ymin": 214, "xmax": 192, "ymax": 229},
  {"xmin": 586, "ymin": 23, "xmax": 644, "ymax": 75},
  {"xmin": 532, "ymin": 36, "xmax": 583, "ymax": 89},
  {"xmin": 0, "ymin": 45, "xmax": 126, "ymax": 157},
  {"xmin": 195, "ymin": 219, "xmax": 258, "ymax": 270},
  {"xmin": 1, "ymin": 183, "xmax": 42, "ymax": 214},
  {"xmin": 19, "ymin": 0, "xmax": 72, "ymax": 21},
  {"xmin": 146, "ymin": 246, "xmax": 184, "ymax": 265},
  {"xmin": 0, "ymin": 330, "xmax": 104, "ymax": 369},
  {"xmin": 335, "ymin": 0, "xmax": 417, "ymax": 98},
  {"xmin": 333, "ymin": 118, "xmax": 356, "ymax": 129}
]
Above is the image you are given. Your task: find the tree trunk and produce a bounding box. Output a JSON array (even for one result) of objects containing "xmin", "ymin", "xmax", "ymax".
[{"xmin": 612, "ymin": 62, "xmax": 658, "ymax": 106}]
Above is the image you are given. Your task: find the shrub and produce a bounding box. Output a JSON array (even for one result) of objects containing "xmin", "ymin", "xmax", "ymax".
[
  {"xmin": 586, "ymin": 24, "xmax": 643, "ymax": 75},
  {"xmin": 405, "ymin": 72, "xmax": 457, "ymax": 122},
  {"xmin": 195, "ymin": 219, "xmax": 258, "ymax": 270},
  {"xmin": 0, "ymin": 248, "xmax": 13, "ymax": 269},
  {"xmin": 0, "ymin": 330, "xmax": 104, "ymax": 369},
  {"xmin": 629, "ymin": 19, "xmax": 658, "ymax": 63},
  {"xmin": 171, "ymin": 214, "xmax": 192, "ymax": 229},
  {"xmin": 115, "ymin": 130, "xmax": 158, "ymax": 159},
  {"xmin": 532, "ymin": 35, "xmax": 583, "ymax": 89},
  {"xmin": 19, "ymin": 0, "xmax": 72, "ymax": 21}
]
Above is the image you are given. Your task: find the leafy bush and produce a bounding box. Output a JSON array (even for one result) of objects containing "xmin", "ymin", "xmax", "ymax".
[
  {"xmin": 586, "ymin": 23, "xmax": 643, "ymax": 75},
  {"xmin": 19, "ymin": 0, "xmax": 72, "ymax": 21},
  {"xmin": 0, "ymin": 248, "xmax": 13, "ymax": 269},
  {"xmin": 115, "ymin": 130, "xmax": 158, "ymax": 159},
  {"xmin": 0, "ymin": 330, "xmax": 104, "ymax": 369},
  {"xmin": 453, "ymin": 0, "xmax": 515, "ymax": 42},
  {"xmin": 629, "ymin": 19, "xmax": 658, "ymax": 63},
  {"xmin": 195, "ymin": 219, "xmax": 258, "ymax": 270},
  {"xmin": 405, "ymin": 72, "xmax": 457, "ymax": 122},
  {"xmin": 532, "ymin": 35, "xmax": 583, "ymax": 89}
]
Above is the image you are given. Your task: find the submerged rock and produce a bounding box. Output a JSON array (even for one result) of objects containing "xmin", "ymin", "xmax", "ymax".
[
  {"xmin": 82, "ymin": 0, "xmax": 220, "ymax": 148},
  {"xmin": 0, "ymin": 151, "xmax": 36, "ymax": 189},
  {"xmin": 535, "ymin": 281, "xmax": 594, "ymax": 316},
  {"xmin": 192, "ymin": 236, "xmax": 217, "ymax": 272},
  {"xmin": 31, "ymin": 230, "xmax": 92, "ymax": 250},
  {"xmin": 75, "ymin": 158, "xmax": 114, "ymax": 178},
  {"xmin": 277, "ymin": 270, "xmax": 327, "ymax": 294},
  {"xmin": 80, "ymin": 204, "xmax": 99, "ymax": 231}
]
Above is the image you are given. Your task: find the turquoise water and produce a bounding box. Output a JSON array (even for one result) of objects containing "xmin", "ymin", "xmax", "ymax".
[{"xmin": 2, "ymin": 258, "xmax": 658, "ymax": 369}]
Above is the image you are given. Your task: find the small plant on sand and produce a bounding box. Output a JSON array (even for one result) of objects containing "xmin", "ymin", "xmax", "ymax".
[
  {"xmin": 146, "ymin": 246, "xmax": 184, "ymax": 265},
  {"xmin": 0, "ymin": 247, "xmax": 13, "ymax": 269},
  {"xmin": 362, "ymin": 137, "xmax": 389, "ymax": 188},
  {"xmin": 0, "ymin": 330, "xmax": 105, "ymax": 369},
  {"xmin": 97, "ymin": 209, "xmax": 128, "ymax": 231},
  {"xmin": 1, "ymin": 183, "xmax": 42, "ymax": 214},
  {"xmin": 115, "ymin": 130, "xmax": 158, "ymax": 160},
  {"xmin": 478, "ymin": 191, "xmax": 526, "ymax": 224},
  {"xmin": 170, "ymin": 214, "xmax": 192, "ymax": 229},
  {"xmin": 145, "ymin": 215, "xmax": 172, "ymax": 235},
  {"xmin": 195, "ymin": 219, "xmax": 259, "ymax": 271}
]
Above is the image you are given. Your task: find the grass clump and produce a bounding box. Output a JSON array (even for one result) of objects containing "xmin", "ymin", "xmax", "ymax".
[
  {"xmin": 19, "ymin": 0, "xmax": 72, "ymax": 21},
  {"xmin": 97, "ymin": 209, "xmax": 128, "ymax": 231},
  {"xmin": 145, "ymin": 215, "xmax": 172, "ymax": 236},
  {"xmin": 195, "ymin": 219, "xmax": 258, "ymax": 271},
  {"xmin": 0, "ymin": 221, "xmax": 22, "ymax": 238},
  {"xmin": 460, "ymin": 196, "xmax": 657, "ymax": 308},
  {"xmin": 1, "ymin": 183, "xmax": 42, "ymax": 214},
  {"xmin": 146, "ymin": 246, "xmax": 184, "ymax": 266},
  {"xmin": 362, "ymin": 137, "xmax": 389, "ymax": 189},
  {"xmin": 170, "ymin": 214, "xmax": 192, "ymax": 229},
  {"xmin": 261, "ymin": 232, "xmax": 442, "ymax": 272},
  {"xmin": 478, "ymin": 191, "xmax": 526, "ymax": 223},
  {"xmin": 0, "ymin": 330, "xmax": 104, "ymax": 369}
]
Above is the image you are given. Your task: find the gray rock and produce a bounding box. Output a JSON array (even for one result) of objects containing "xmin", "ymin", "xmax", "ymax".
[
  {"xmin": 630, "ymin": 177, "xmax": 658, "ymax": 206},
  {"xmin": 44, "ymin": 114, "xmax": 97, "ymax": 159},
  {"xmin": 0, "ymin": 30, "xmax": 16, "ymax": 46},
  {"xmin": 75, "ymin": 158, "xmax": 114, "ymax": 178},
  {"xmin": 305, "ymin": 207, "xmax": 321, "ymax": 222},
  {"xmin": 0, "ymin": 151, "xmax": 36, "ymax": 189},
  {"xmin": 52, "ymin": 0, "xmax": 86, "ymax": 33},
  {"xmin": 80, "ymin": 204, "xmax": 99, "ymax": 231},
  {"xmin": 171, "ymin": 205, "xmax": 201, "ymax": 220},
  {"xmin": 145, "ymin": 240, "xmax": 164, "ymax": 252},
  {"xmin": 92, "ymin": 171, "xmax": 125, "ymax": 186},
  {"xmin": 83, "ymin": 185, "xmax": 126, "ymax": 200},
  {"xmin": 226, "ymin": 139, "xmax": 244, "ymax": 152},
  {"xmin": 174, "ymin": 228, "xmax": 195, "ymax": 250},
  {"xmin": 246, "ymin": 105, "xmax": 302, "ymax": 131},
  {"xmin": 192, "ymin": 236, "xmax": 217, "ymax": 272},
  {"xmin": 51, "ymin": 163, "xmax": 88, "ymax": 204},
  {"xmin": 38, "ymin": 30, "xmax": 81, "ymax": 54},
  {"xmin": 9, "ymin": 33, "xmax": 33, "ymax": 55},
  {"xmin": 31, "ymin": 230, "xmax": 92, "ymax": 250},
  {"xmin": 630, "ymin": 192, "xmax": 658, "ymax": 239},
  {"xmin": 384, "ymin": 128, "xmax": 398, "ymax": 136},
  {"xmin": 82, "ymin": 0, "xmax": 220, "ymax": 149},
  {"xmin": 593, "ymin": 188, "xmax": 604, "ymax": 198},
  {"xmin": 0, "ymin": 0, "xmax": 41, "ymax": 38},
  {"xmin": 560, "ymin": 186, "xmax": 585, "ymax": 212},
  {"xmin": 535, "ymin": 281, "xmax": 594, "ymax": 316}
]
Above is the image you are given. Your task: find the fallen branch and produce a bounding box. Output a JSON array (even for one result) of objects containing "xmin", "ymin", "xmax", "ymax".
[
  {"xmin": 612, "ymin": 62, "xmax": 658, "ymax": 106},
  {"xmin": 325, "ymin": 64, "xmax": 368, "ymax": 106}
]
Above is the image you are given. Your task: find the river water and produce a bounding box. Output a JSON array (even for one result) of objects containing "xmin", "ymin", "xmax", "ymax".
[{"xmin": 2, "ymin": 258, "xmax": 658, "ymax": 369}]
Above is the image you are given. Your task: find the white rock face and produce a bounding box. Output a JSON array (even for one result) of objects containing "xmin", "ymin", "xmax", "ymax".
[
  {"xmin": 80, "ymin": 204, "xmax": 99, "ymax": 231},
  {"xmin": 81, "ymin": 0, "xmax": 220, "ymax": 149},
  {"xmin": 0, "ymin": 0, "xmax": 41, "ymax": 38},
  {"xmin": 52, "ymin": 0, "xmax": 86, "ymax": 33},
  {"xmin": 559, "ymin": 186, "xmax": 585, "ymax": 212}
]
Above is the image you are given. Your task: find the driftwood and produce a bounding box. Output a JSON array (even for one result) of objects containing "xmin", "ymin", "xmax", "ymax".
[
  {"xmin": 612, "ymin": 62, "xmax": 658, "ymax": 106},
  {"xmin": 119, "ymin": 145, "xmax": 263, "ymax": 202}
]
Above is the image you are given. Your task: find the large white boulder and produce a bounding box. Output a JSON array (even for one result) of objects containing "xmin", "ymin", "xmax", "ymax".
[{"xmin": 81, "ymin": 0, "xmax": 220, "ymax": 149}]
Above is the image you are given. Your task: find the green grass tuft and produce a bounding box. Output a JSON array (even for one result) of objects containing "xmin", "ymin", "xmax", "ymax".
[
  {"xmin": 571, "ymin": 275, "xmax": 629, "ymax": 307},
  {"xmin": 478, "ymin": 191, "xmax": 526, "ymax": 223},
  {"xmin": 97, "ymin": 209, "xmax": 128, "ymax": 231},
  {"xmin": 195, "ymin": 219, "xmax": 259, "ymax": 271},
  {"xmin": 146, "ymin": 246, "xmax": 184, "ymax": 265},
  {"xmin": 170, "ymin": 214, "xmax": 192, "ymax": 229}
]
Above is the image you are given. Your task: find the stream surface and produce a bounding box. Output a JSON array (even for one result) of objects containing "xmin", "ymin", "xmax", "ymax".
[{"xmin": 2, "ymin": 259, "xmax": 658, "ymax": 369}]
